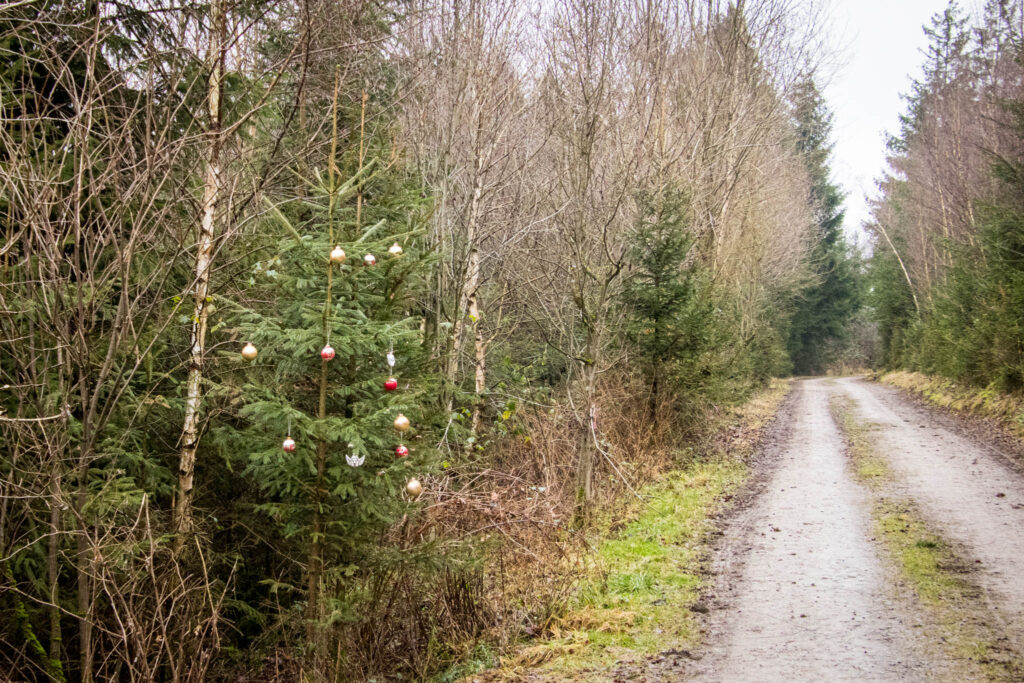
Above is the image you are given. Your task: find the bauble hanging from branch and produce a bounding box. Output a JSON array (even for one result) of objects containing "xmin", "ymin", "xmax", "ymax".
[
  {"xmin": 282, "ymin": 437, "xmax": 296, "ymax": 452},
  {"xmin": 241, "ymin": 342, "xmax": 258, "ymax": 360},
  {"xmin": 388, "ymin": 242, "xmax": 403, "ymax": 257},
  {"xmin": 321, "ymin": 344, "xmax": 335, "ymax": 361},
  {"xmin": 384, "ymin": 377, "xmax": 398, "ymax": 392},
  {"xmin": 345, "ymin": 443, "xmax": 365, "ymax": 468},
  {"xmin": 394, "ymin": 413, "xmax": 410, "ymax": 432},
  {"xmin": 406, "ymin": 478, "xmax": 422, "ymax": 498},
  {"xmin": 363, "ymin": 253, "xmax": 377, "ymax": 266},
  {"xmin": 330, "ymin": 246, "xmax": 346, "ymax": 264},
  {"xmin": 395, "ymin": 444, "xmax": 409, "ymax": 458}
]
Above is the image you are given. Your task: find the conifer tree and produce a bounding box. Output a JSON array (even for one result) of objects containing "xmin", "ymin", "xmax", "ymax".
[
  {"xmin": 221, "ymin": 86, "xmax": 437, "ymax": 643},
  {"xmin": 786, "ymin": 78, "xmax": 859, "ymax": 375},
  {"xmin": 623, "ymin": 188, "xmax": 716, "ymax": 417}
]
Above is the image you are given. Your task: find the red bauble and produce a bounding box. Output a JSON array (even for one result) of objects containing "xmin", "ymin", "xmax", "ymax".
[
  {"xmin": 282, "ymin": 437, "xmax": 296, "ymax": 452},
  {"xmin": 384, "ymin": 377, "xmax": 398, "ymax": 392},
  {"xmin": 320, "ymin": 344, "xmax": 335, "ymax": 361},
  {"xmin": 395, "ymin": 444, "xmax": 409, "ymax": 458}
]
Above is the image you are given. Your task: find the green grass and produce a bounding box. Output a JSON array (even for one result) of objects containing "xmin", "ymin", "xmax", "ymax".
[
  {"xmin": 873, "ymin": 500, "xmax": 1024, "ymax": 679},
  {"xmin": 830, "ymin": 398, "xmax": 1024, "ymax": 680},
  {"xmin": 875, "ymin": 501, "xmax": 966, "ymax": 605},
  {"xmin": 829, "ymin": 396, "xmax": 891, "ymax": 487},
  {"xmin": 511, "ymin": 461, "xmax": 748, "ymax": 678},
  {"xmin": 478, "ymin": 379, "xmax": 793, "ymax": 681}
]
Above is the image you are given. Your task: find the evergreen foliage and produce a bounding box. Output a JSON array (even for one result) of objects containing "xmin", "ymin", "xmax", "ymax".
[
  {"xmin": 786, "ymin": 79, "xmax": 860, "ymax": 375},
  {"xmin": 623, "ymin": 189, "xmax": 716, "ymax": 413},
  {"xmin": 867, "ymin": 4, "xmax": 1024, "ymax": 392},
  {"xmin": 226, "ymin": 157, "xmax": 438, "ymax": 607}
]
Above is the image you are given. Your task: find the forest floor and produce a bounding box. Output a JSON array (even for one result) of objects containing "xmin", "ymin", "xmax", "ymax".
[{"xmin": 477, "ymin": 377, "xmax": 1024, "ymax": 682}]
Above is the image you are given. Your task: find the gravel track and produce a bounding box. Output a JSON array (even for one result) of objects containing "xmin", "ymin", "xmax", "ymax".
[
  {"xmin": 835, "ymin": 376, "xmax": 1024, "ymax": 651},
  {"xmin": 688, "ymin": 379, "xmax": 953, "ymax": 682}
]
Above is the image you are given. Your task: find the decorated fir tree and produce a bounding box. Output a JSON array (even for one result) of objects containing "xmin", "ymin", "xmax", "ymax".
[{"xmin": 221, "ymin": 91, "xmax": 438, "ymax": 633}]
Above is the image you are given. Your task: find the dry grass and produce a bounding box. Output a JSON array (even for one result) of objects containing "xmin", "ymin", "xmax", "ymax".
[
  {"xmin": 880, "ymin": 370, "xmax": 1024, "ymax": 440},
  {"xmin": 335, "ymin": 377, "xmax": 792, "ymax": 680},
  {"xmin": 464, "ymin": 379, "xmax": 792, "ymax": 681}
]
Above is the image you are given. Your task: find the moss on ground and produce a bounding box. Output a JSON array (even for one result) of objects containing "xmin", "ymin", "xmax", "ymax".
[
  {"xmin": 832, "ymin": 399, "xmax": 1024, "ymax": 681},
  {"xmin": 829, "ymin": 395, "xmax": 891, "ymax": 487},
  {"xmin": 473, "ymin": 380, "xmax": 792, "ymax": 681},
  {"xmin": 874, "ymin": 500, "xmax": 1024, "ymax": 680},
  {"xmin": 880, "ymin": 370, "xmax": 1024, "ymax": 441}
]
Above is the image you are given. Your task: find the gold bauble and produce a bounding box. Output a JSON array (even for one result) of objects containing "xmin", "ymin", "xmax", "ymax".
[
  {"xmin": 394, "ymin": 413, "xmax": 411, "ymax": 432},
  {"xmin": 330, "ymin": 246, "xmax": 346, "ymax": 263},
  {"xmin": 406, "ymin": 478, "xmax": 423, "ymax": 498},
  {"xmin": 241, "ymin": 342, "xmax": 258, "ymax": 360},
  {"xmin": 388, "ymin": 242, "xmax": 404, "ymax": 256}
]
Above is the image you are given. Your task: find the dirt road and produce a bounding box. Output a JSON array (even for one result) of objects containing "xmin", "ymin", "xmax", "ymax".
[
  {"xmin": 688, "ymin": 376, "xmax": 1024, "ymax": 681},
  {"xmin": 834, "ymin": 377, "xmax": 1024, "ymax": 650}
]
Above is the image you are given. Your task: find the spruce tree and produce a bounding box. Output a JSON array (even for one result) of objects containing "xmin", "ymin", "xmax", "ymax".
[
  {"xmin": 220, "ymin": 90, "xmax": 437, "ymax": 639},
  {"xmin": 786, "ymin": 78, "xmax": 859, "ymax": 375},
  {"xmin": 623, "ymin": 188, "xmax": 717, "ymax": 417}
]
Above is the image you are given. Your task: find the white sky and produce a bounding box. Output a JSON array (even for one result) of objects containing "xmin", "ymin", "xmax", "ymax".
[{"xmin": 821, "ymin": 0, "xmax": 955, "ymax": 239}]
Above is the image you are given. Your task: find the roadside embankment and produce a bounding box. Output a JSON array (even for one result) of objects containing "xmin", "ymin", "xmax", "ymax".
[
  {"xmin": 471, "ymin": 380, "xmax": 793, "ymax": 682},
  {"xmin": 878, "ymin": 370, "xmax": 1024, "ymax": 441}
]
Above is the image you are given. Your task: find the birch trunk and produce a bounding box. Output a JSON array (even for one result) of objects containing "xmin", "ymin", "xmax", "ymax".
[
  {"xmin": 463, "ymin": 149, "xmax": 485, "ymax": 432},
  {"xmin": 174, "ymin": 0, "xmax": 225, "ymax": 548}
]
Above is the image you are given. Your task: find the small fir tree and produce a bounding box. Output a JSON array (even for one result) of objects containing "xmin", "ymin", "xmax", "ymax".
[
  {"xmin": 219, "ymin": 92, "xmax": 438, "ymax": 641},
  {"xmin": 786, "ymin": 78, "xmax": 860, "ymax": 375},
  {"xmin": 623, "ymin": 189, "xmax": 716, "ymax": 417}
]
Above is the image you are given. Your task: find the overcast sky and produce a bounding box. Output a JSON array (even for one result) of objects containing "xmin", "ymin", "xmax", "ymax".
[{"xmin": 822, "ymin": 0, "xmax": 955, "ymax": 240}]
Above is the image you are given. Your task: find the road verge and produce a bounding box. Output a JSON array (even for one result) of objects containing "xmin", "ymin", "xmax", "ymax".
[
  {"xmin": 472, "ymin": 379, "xmax": 793, "ymax": 681},
  {"xmin": 831, "ymin": 394, "xmax": 1024, "ymax": 680}
]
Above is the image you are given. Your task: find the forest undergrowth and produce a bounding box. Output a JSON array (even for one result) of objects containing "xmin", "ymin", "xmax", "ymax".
[{"xmin": 461, "ymin": 380, "xmax": 792, "ymax": 682}]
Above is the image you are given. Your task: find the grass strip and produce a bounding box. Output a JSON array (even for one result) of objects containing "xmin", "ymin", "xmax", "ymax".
[
  {"xmin": 832, "ymin": 396, "xmax": 1024, "ymax": 681},
  {"xmin": 476, "ymin": 380, "xmax": 792, "ymax": 681},
  {"xmin": 874, "ymin": 500, "xmax": 1023, "ymax": 680},
  {"xmin": 829, "ymin": 395, "xmax": 891, "ymax": 487}
]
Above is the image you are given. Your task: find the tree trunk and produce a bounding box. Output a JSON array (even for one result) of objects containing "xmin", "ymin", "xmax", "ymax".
[
  {"xmin": 48, "ymin": 469, "xmax": 64, "ymax": 681},
  {"xmin": 174, "ymin": 0, "xmax": 225, "ymax": 549},
  {"xmin": 307, "ymin": 72, "xmax": 344, "ymax": 644},
  {"xmin": 470, "ymin": 286, "xmax": 486, "ymax": 433},
  {"xmin": 574, "ymin": 330, "xmax": 600, "ymax": 526},
  {"xmin": 76, "ymin": 382, "xmax": 94, "ymax": 682},
  {"xmin": 459, "ymin": 145, "xmax": 486, "ymax": 432}
]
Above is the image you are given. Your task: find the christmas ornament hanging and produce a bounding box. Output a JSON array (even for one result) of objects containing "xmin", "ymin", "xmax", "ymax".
[
  {"xmin": 394, "ymin": 413, "xmax": 410, "ymax": 432},
  {"xmin": 384, "ymin": 377, "xmax": 398, "ymax": 392},
  {"xmin": 395, "ymin": 444, "xmax": 409, "ymax": 458},
  {"xmin": 363, "ymin": 253, "xmax": 377, "ymax": 266},
  {"xmin": 388, "ymin": 242, "xmax": 403, "ymax": 257},
  {"xmin": 330, "ymin": 246, "xmax": 346, "ymax": 264},
  {"xmin": 282, "ymin": 437, "xmax": 296, "ymax": 452},
  {"xmin": 345, "ymin": 443, "xmax": 365, "ymax": 468},
  {"xmin": 406, "ymin": 478, "xmax": 423, "ymax": 498},
  {"xmin": 320, "ymin": 344, "xmax": 335, "ymax": 361},
  {"xmin": 386, "ymin": 351, "xmax": 396, "ymax": 368},
  {"xmin": 241, "ymin": 342, "xmax": 258, "ymax": 360}
]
